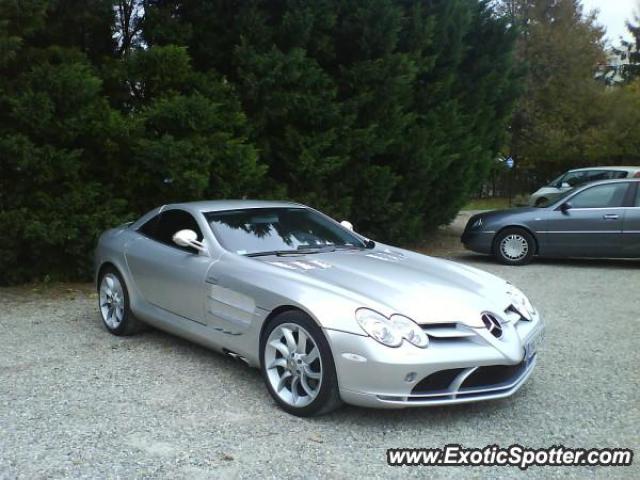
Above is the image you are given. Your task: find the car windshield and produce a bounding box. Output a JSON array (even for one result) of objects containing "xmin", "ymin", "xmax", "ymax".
[
  {"xmin": 205, "ymin": 207, "xmax": 366, "ymax": 256},
  {"xmin": 548, "ymin": 173, "xmax": 565, "ymax": 188}
]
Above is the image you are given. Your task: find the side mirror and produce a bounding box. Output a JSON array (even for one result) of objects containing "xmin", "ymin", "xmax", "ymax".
[
  {"xmin": 560, "ymin": 202, "xmax": 573, "ymax": 214},
  {"xmin": 340, "ymin": 220, "xmax": 354, "ymax": 231},
  {"xmin": 172, "ymin": 229, "xmax": 206, "ymax": 253},
  {"xmin": 561, "ymin": 182, "xmax": 571, "ymax": 189}
]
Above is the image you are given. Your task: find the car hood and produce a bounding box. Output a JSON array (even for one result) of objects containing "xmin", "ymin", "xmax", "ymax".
[
  {"xmin": 258, "ymin": 248, "xmax": 511, "ymax": 328},
  {"xmin": 480, "ymin": 207, "xmax": 540, "ymax": 220},
  {"xmin": 532, "ymin": 186, "xmax": 559, "ymax": 195},
  {"xmin": 466, "ymin": 207, "xmax": 540, "ymax": 229}
]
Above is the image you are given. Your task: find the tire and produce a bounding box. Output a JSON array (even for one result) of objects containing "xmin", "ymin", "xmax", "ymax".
[
  {"xmin": 98, "ymin": 266, "xmax": 143, "ymax": 336},
  {"xmin": 260, "ymin": 310, "xmax": 342, "ymax": 417},
  {"xmin": 534, "ymin": 197, "xmax": 548, "ymax": 207},
  {"xmin": 493, "ymin": 228, "xmax": 536, "ymax": 266}
]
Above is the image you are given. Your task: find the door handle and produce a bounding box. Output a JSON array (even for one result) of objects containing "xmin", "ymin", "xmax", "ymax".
[{"xmin": 602, "ymin": 214, "xmax": 619, "ymax": 220}]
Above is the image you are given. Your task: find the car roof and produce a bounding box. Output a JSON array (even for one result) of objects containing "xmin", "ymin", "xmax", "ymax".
[
  {"xmin": 568, "ymin": 166, "xmax": 640, "ymax": 172},
  {"xmin": 168, "ymin": 199, "xmax": 306, "ymax": 214}
]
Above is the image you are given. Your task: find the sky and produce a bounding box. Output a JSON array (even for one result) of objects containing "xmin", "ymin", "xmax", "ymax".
[{"xmin": 582, "ymin": 0, "xmax": 638, "ymax": 46}]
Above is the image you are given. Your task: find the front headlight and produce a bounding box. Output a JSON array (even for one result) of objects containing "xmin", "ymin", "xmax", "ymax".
[
  {"xmin": 507, "ymin": 284, "xmax": 536, "ymax": 320},
  {"xmin": 355, "ymin": 309, "xmax": 429, "ymax": 348},
  {"xmin": 355, "ymin": 309, "xmax": 402, "ymax": 347},
  {"xmin": 470, "ymin": 217, "xmax": 484, "ymax": 229},
  {"xmin": 390, "ymin": 315, "xmax": 429, "ymax": 348}
]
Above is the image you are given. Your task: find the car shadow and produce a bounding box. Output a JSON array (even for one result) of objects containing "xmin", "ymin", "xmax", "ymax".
[
  {"xmin": 90, "ymin": 310, "xmax": 267, "ymax": 392},
  {"xmin": 315, "ymin": 392, "xmax": 528, "ymax": 426},
  {"xmin": 95, "ymin": 315, "xmax": 525, "ymax": 422}
]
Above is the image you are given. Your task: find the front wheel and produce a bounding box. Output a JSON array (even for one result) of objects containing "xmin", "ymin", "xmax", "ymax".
[
  {"xmin": 260, "ymin": 311, "xmax": 342, "ymax": 416},
  {"xmin": 493, "ymin": 228, "xmax": 536, "ymax": 265},
  {"xmin": 98, "ymin": 267, "xmax": 142, "ymax": 335}
]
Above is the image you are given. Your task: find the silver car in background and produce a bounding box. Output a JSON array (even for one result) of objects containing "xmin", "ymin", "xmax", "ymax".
[
  {"xmin": 95, "ymin": 200, "xmax": 544, "ymax": 416},
  {"xmin": 529, "ymin": 166, "xmax": 640, "ymax": 207}
]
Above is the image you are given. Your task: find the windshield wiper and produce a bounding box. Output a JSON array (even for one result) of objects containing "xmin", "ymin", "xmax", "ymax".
[
  {"xmin": 245, "ymin": 251, "xmax": 292, "ymax": 257},
  {"xmin": 245, "ymin": 245, "xmax": 336, "ymax": 257},
  {"xmin": 333, "ymin": 244, "xmax": 365, "ymax": 251}
]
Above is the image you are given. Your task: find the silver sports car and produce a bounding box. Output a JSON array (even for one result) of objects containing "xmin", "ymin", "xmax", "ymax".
[{"xmin": 95, "ymin": 200, "xmax": 544, "ymax": 416}]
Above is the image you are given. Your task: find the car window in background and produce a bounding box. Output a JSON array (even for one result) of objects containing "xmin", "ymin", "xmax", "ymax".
[
  {"xmin": 538, "ymin": 188, "xmax": 576, "ymax": 207},
  {"xmin": 635, "ymin": 185, "xmax": 640, "ymax": 207},
  {"xmin": 548, "ymin": 173, "xmax": 564, "ymax": 187},
  {"xmin": 586, "ymin": 170, "xmax": 627, "ymax": 182},
  {"xmin": 561, "ymin": 171, "xmax": 588, "ymax": 187},
  {"xmin": 569, "ymin": 183, "xmax": 628, "ymax": 209},
  {"xmin": 608, "ymin": 171, "xmax": 628, "ymax": 179},
  {"xmin": 206, "ymin": 207, "xmax": 365, "ymax": 255}
]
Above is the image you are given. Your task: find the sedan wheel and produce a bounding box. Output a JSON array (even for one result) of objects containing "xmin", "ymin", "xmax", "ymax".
[
  {"xmin": 494, "ymin": 228, "xmax": 535, "ymax": 265},
  {"xmin": 260, "ymin": 311, "xmax": 342, "ymax": 416},
  {"xmin": 500, "ymin": 234, "xmax": 528, "ymax": 261}
]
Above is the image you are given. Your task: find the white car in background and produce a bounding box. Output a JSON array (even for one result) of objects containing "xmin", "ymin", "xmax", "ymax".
[{"xmin": 529, "ymin": 166, "xmax": 640, "ymax": 207}]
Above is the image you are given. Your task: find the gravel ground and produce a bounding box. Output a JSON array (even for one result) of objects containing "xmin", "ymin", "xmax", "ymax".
[{"xmin": 1, "ymin": 226, "xmax": 639, "ymax": 479}]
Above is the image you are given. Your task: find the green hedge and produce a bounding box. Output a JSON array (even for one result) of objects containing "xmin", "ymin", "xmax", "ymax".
[{"xmin": 0, "ymin": 0, "xmax": 519, "ymax": 284}]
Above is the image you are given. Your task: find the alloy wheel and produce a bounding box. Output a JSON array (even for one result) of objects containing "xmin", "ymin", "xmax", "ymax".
[
  {"xmin": 264, "ymin": 323, "xmax": 323, "ymax": 408},
  {"xmin": 99, "ymin": 273, "xmax": 125, "ymax": 329}
]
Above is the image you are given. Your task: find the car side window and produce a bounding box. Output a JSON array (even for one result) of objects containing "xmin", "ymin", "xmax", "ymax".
[
  {"xmin": 569, "ymin": 183, "xmax": 628, "ymax": 209},
  {"xmin": 587, "ymin": 170, "xmax": 627, "ymax": 182},
  {"xmin": 584, "ymin": 171, "xmax": 604, "ymax": 182},
  {"xmin": 143, "ymin": 209, "xmax": 204, "ymax": 252},
  {"xmin": 635, "ymin": 186, "xmax": 640, "ymax": 207},
  {"xmin": 608, "ymin": 171, "xmax": 628, "ymax": 179},
  {"xmin": 138, "ymin": 214, "xmax": 160, "ymax": 238}
]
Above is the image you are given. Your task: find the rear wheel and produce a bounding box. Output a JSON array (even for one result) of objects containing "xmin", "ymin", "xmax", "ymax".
[
  {"xmin": 493, "ymin": 228, "xmax": 535, "ymax": 265},
  {"xmin": 98, "ymin": 267, "xmax": 142, "ymax": 335},
  {"xmin": 260, "ymin": 310, "xmax": 342, "ymax": 416}
]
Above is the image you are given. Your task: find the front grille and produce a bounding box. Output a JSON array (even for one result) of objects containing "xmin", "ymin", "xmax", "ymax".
[
  {"xmin": 481, "ymin": 313, "xmax": 503, "ymax": 338},
  {"xmin": 462, "ymin": 361, "xmax": 526, "ymax": 389},
  {"xmin": 380, "ymin": 358, "xmax": 535, "ymax": 404},
  {"xmin": 411, "ymin": 368, "xmax": 466, "ymax": 394}
]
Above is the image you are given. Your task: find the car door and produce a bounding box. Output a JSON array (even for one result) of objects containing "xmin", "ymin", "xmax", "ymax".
[
  {"xmin": 622, "ymin": 183, "xmax": 640, "ymax": 257},
  {"xmin": 541, "ymin": 182, "xmax": 628, "ymax": 257},
  {"xmin": 126, "ymin": 208, "xmax": 213, "ymax": 323}
]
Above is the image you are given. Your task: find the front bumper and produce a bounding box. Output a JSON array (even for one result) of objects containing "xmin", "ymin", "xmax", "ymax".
[
  {"xmin": 325, "ymin": 316, "xmax": 544, "ymax": 409},
  {"xmin": 461, "ymin": 230, "xmax": 494, "ymax": 254}
]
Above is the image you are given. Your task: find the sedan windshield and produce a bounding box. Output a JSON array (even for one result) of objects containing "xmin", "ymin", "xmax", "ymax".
[{"xmin": 205, "ymin": 207, "xmax": 366, "ymax": 256}]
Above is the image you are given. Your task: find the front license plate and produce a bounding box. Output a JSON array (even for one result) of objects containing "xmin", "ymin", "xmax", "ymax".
[{"xmin": 525, "ymin": 329, "xmax": 544, "ymax": 360}]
